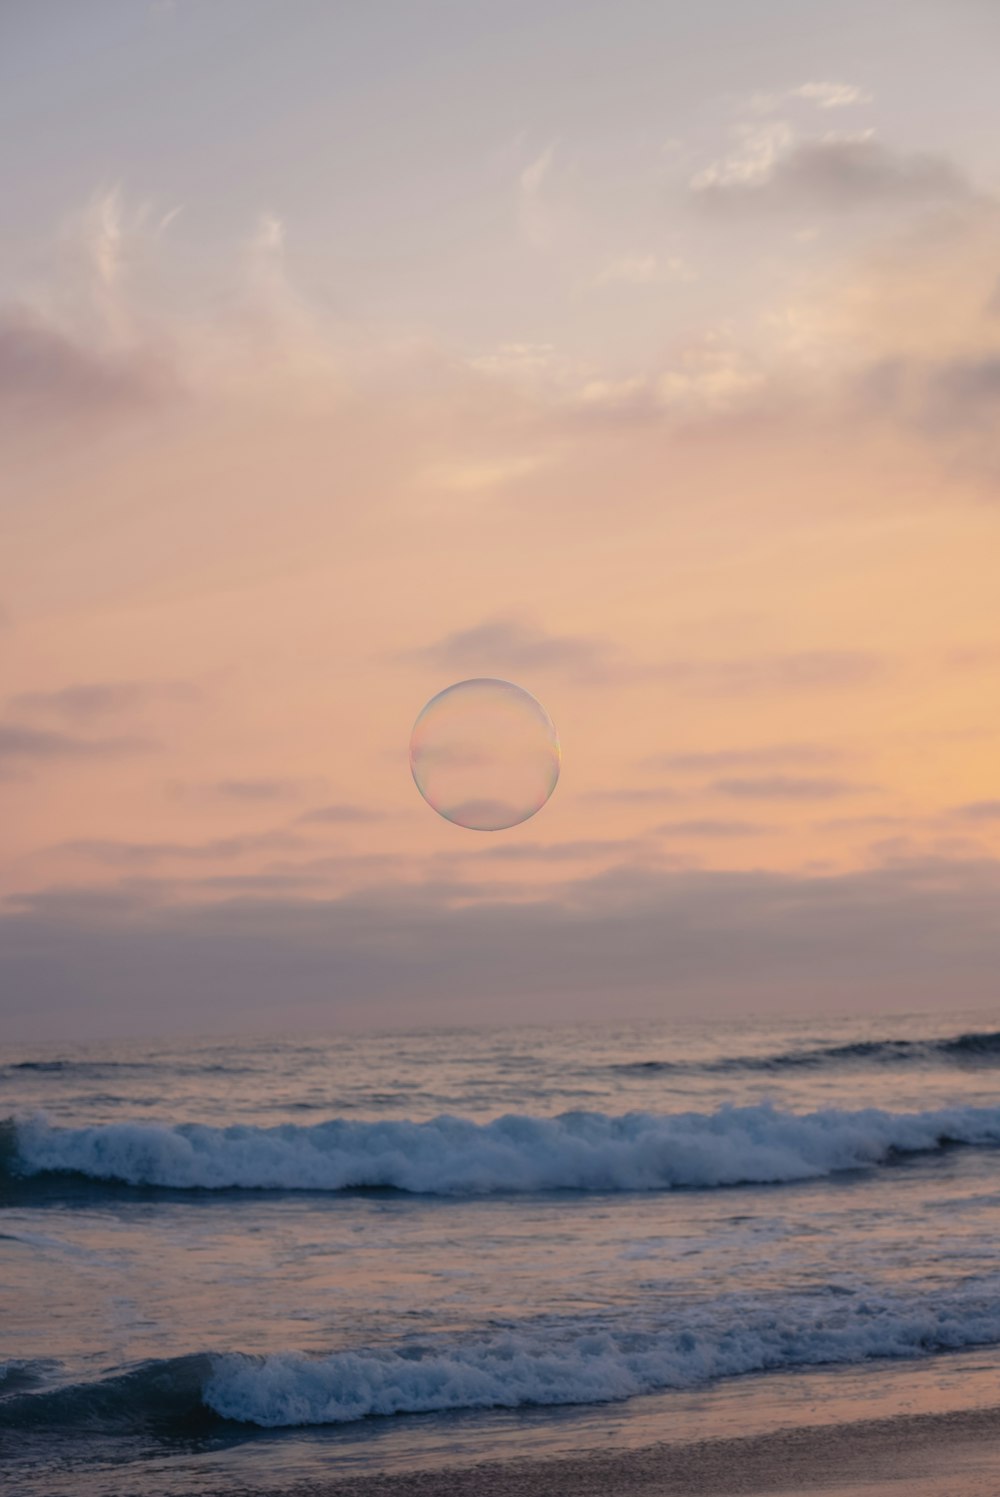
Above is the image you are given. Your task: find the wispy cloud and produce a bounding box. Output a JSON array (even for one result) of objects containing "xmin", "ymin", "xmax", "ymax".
[
  {"xmin": 590, "ymin": 254, "xmax": 694, "ymax": 288},
  {"xmin": 404, "ymin": 626, "xmax": 885, "ymax": 697},
  {"xmin": 476, "ymin": 837, "xmax": 644, "ymax": 862},
  {"xmin": 423, "ymin": 453, "xmax": 549, "ymax": 494},
  {"xmin": 657, "ymin": 652, "xmax": 886, "ymax": 695},
  {"xmin": 819, "ymin": 814, "xmax": 914, "ymax": 831},
  {"xmin": 10, "ymin": 679, "xmax": 197, "ymax": 721},
  {"xmin": 945, "ymin": 645, "xmax": 1000, "ymax": 671},
  {"xmin": 752, "ymin": 82, "xmax": 872, "ymax": 113},
  {"xmin": 693, "ymin": 132, "xmax": 969, "ymax": 211},
  {"xmin": 401, "ymin": 615, "xmax": 618, "ymax": 683},
  {"xmin": 790, "ymin": 81, "xmax": 871, "ymax": 109},
  {"xmin": 853, "ymin": 352, "xmax": 1000, "ymax": 477},
  {"xmin": 692, "ymin": 121, "xmax": 796, "ymax": 191},
  {"xmin": 711, "ymin": 775, "xmax": 876, "ymax": 800},
  {"xmin": 0, "ymin": 723, "xmax": 152, "ymax": 763},
  {"xmin": 0, "ymin": 309, "xmax": 175, "ymax": 425},
  {"xmin": 655, "ymin": 743, "xmax": 845, "ymax": 772},
  {"xmin": 583, "ymin": 786, "xmax": 679, "ymax": 805},
  {"xmin": 55, "ymin": 828, "xmax": 302, "ymax": 868},
  {"xmin": 951, "ymin": 800, "xmax": 1000, "ymax": 821},
  {"xmin": 296, "ymin": 803, "xmax": 385, "ymax": 825},
  {"xmin": 210, "ymin": 780, "xmax": 304, "ymax": 803},
  {"xmin": 655, "ymin": 818, "xmax": 772, "ymax": 837},
  {"xmin": 518, "ymin": 142, "xmax": 557, "ymax": 248},
  {"xmin": 86, "ymin": 184, "xmax": 125, "ymax": 291}
]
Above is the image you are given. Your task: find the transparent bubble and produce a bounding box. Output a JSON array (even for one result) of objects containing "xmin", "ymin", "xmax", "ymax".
[{"xmin": 410, "ymin": 678, "xmax": 561, "ymax": 831}]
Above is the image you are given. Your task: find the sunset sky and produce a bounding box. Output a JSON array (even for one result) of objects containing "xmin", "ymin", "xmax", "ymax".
[{"xmin": 3, "ymin": 0, "xmax": 1000, "ymax": 1038}]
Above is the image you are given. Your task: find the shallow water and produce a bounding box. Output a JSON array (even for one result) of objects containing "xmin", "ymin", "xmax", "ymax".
[{"xmin": 3, "ymin": 1010, "xmax": 1000, "ymax": 1493}]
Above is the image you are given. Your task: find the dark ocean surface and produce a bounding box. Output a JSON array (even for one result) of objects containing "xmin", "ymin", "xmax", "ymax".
[{"xmin": 3, "ymin": 1010, "xmax": 1000, "ymax": 1494}]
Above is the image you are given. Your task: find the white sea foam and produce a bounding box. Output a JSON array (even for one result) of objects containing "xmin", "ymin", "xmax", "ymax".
[
  {"xmin": 9, "ymin": 1102, "xmax": 1000, "ymax": 1194},
  {"xmin": 204, "ymin": 1283, "xmax": 1000, "ymax": 1426}
]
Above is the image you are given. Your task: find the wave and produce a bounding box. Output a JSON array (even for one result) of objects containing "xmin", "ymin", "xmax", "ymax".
[
  {"xmin": 204, "ymin": 1286, "xmax": 1000, "ymax": 1426},
  {"xmin": 4, "ymin": 1101, "xmax": 1000, "ymax": 1196},
  {"xmin": 0, "ymin": 1359, "xmax": 58, "ymax": 1399},
  {"xmin": 612, "ymin": 1028, "xmax": 1000, "ymax": 1076},
  {"xmin": 0, "ymin": 1354, "xmax": 214, "ymax": 1435},
  {"xmin": 6, "ymin": 1283, "xmax": 1000, "ymax": 1432},
  {"xmin": 0, "ymin": 1058, "xmax": 254, "ymax": 1078}
]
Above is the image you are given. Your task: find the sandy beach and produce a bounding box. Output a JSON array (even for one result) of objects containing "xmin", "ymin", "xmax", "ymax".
[
  {"xmin": 279, "ymin": 1406, "xmax": 1000, "ymax": 1497},
  {"xmin": 6, "ymin": 1021, "xmax": 1000, "ymax": 1497}
]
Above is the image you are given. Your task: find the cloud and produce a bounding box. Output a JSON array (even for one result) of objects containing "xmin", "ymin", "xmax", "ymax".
[
  {"xmin": 55, "ymin": 829, "xmax": 302, "ymax": 868},
  {"xmin": 751, "ymin": 82, "xmax": 871, "ymax": 114},
  {"xmin": 210, "ymin": 780, "xmax": 303, "ymax": 803},
  {"xmin": 591, "ymin": 255, "xmax": 693, "ymax": 288},
  {"xmin": 853, "ymin": 353, "xmax": 1000, "ymax": 476},
  {"xmin": 657, "ymin": 651, "xmax": 886, "ymax": 695},
  {"xmin": 820, "ymin": 814, "xmax": 914, "ymax": 831},
  {"xmin": 859, "ymin": 355, "xmax": 1000, "ymax": 431},
  {"xmin": 945, "ymin": 645, "xmax": 1000, "ymax": 671},
  {"xmin": 518, "ymin": 143, "xmax": 557, "ymax": 248},
  {"xmin": 476, "ymin": 838, "xmax": 645, "ymax": 863},
  {"xmin": 922, "ymin": 355, "xmax": 1000, "ymax": 426},
  {"xmin": 654, "ymin": 743, "xmax": 845, "ymax": 773},
  {"xmin": 404, "ymin": 629, "xmax": 884, "ymax": 696},
  {"xmin": 789, "ymin": 82, "xmax": 871, "ymax": 110},
  {"xmin": 4, "ymin": 857, "xmax": 1000, "ymax": 1036},
  {"xmin": 952, "ymin": 800, "xmax": 1000, "ymax": 821},
  {"xmin": 402, "ymin": 615, "xmax": 617, "ymax": 683},
  {"xmin": 583, "ymin": 786, "xmax": 679, "ymax": 805},
  {"xmin": 711, "ymin": 775, "xmax": 876, "ymax": 800},
  {"xmin": 467, "ymin": 342, "xmax": 563, "ymax": 383},
  {"xmin": 0, "ymin": 723, "xmax": 152, "ymax": 764},
  {"xmin": 0, "ymin": 187, "xmax": 332, "ymax": 443},
  {"xmin": 520, "ymin": 144, "xmax": 555, "ymax": 199},
  {"xmin": 0, "ymin": 309, "xmax": 175, "ymax": 425},
  {"xmin": 296, "ymin": 803, "xmax": 385, "ymax": 825},
  {"xmin": 693, "ymin": 133, "xmax": 970, "ymax": 212},
  {"xmin": 166, "ymin": 779, "xmax": 330, "ymax": 807},
  {"xmin": 87, "ymin": 184, "xmax": 124, "ymax": 290},
  {"xmin": 692, "ymin": 121, "xmax": 795, "ymax": 190},
  {"xmin": 424, "ymin": 453, "xmax": 549, "ymax": 494},
  {"xmin": 987, "ymin": 275, "xmax": 1000, "ymax": 317},
  {"xmin": 525, "ymin": 334, "xmax": 769, "ymax": 425},
  {"xmin": 9, "ymin": 679, "xmax": 197, "ymax": 721},
  {"xmin": 655, "ymin": 819, "xmax": 772, "ymax": 838},
  {"xmin": 653, "ymin": 341, "xmax": 766, "ymax": 416}
]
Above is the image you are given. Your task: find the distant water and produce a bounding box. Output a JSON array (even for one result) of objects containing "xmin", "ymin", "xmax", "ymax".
[{"xmin": 4, "ymin": 1010, "xmax": 1000, "ymax": 1494}]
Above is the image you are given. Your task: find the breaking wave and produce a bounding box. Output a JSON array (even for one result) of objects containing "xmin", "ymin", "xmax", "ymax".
[
  {"xmin": 6, "ymin": 1283, "xmax": 1000, "ymax": 1432},
  {"xmin": 612, "ymin": 1029, "xmax": 1000, "ymax": 1076},
  {"xmin": 4, "ymin": 1101, "xmax": 1000, "ymax": 1196}
]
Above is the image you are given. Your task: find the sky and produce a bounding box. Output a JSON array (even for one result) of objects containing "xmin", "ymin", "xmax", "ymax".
[{"xmin": 2, "ymin": 0, "xmax": 1000, "ymax": 1040}]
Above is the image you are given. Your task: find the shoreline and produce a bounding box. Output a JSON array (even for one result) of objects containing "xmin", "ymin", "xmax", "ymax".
[
  {"xmin": 8, "ymin": 1349, "xmax": 1000, "ymax": 1496},
  {"xmin": 259, "ymin": 1404, "xmax": 1000, "ymax": 1497}
]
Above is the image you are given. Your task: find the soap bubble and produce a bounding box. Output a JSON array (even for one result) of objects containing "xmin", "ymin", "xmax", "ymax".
[{"xmin": 410, "ymin": 678, "xmax": 561, "ymax": 831}]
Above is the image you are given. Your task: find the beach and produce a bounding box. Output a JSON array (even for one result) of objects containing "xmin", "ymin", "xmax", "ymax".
[
  {"xmin": 303, "ymin": 1409, "xmax": 1000, "ymax": 1497},
  {"xmin": 4, "ymin": 1012, "xmax": 1000, "ymax": 1495},
  {"xmin": 330, "ymin": 1417, "xmax": 1000, "ymax": 1497},
  {"xmin": 11, "ymin": 1353, "xmax": 1000, "ymax": 1495}
]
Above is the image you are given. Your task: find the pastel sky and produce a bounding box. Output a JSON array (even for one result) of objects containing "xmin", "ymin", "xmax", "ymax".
[{"xmin": 3, "ymin": 0, "xmax": 1000, "ymax": 1039}]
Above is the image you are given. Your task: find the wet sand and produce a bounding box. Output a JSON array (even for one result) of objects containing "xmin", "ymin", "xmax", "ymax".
[{"xmin": 276, "ymin": 1404, "xmax": 1000, "ymax": 1496}]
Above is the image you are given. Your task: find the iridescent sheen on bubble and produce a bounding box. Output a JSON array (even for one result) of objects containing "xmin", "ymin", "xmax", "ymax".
[{"xmin": 409, "ymin": 678, "xmax": 561, "ymax": 831}]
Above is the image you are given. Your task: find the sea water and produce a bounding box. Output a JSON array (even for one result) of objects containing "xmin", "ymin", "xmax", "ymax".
[{"xmin": 3, "ymin": 1010, "xmax": 1000, "ymax": 1493}]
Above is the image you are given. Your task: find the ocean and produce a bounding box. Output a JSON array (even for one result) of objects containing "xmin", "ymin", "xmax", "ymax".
[{"xmin": 3, "ymin": 1010, "xmax": 1000, "ymax": 1495}]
